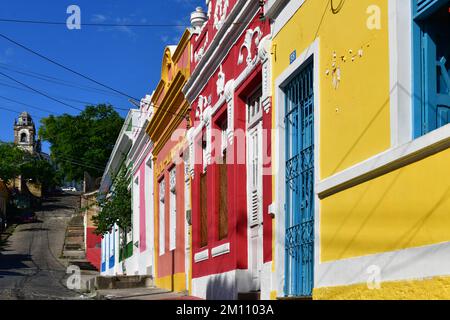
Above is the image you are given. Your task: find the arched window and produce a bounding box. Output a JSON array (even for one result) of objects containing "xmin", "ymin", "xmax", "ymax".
[{"xmin": 20, "ymin": 132, "xmax": 28, "ymax": 143}]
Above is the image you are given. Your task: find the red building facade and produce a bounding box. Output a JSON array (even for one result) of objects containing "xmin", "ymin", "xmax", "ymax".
[{"xmin": 183, "ymin": 0, "xmax": 273, "ymax": 300}]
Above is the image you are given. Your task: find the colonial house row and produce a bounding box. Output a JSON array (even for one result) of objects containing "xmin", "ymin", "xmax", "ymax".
[{"xmin": 93, "ymin": 0, "xmax": 449, "ymax": 300}]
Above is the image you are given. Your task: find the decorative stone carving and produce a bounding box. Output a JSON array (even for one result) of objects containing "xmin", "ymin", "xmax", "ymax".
[
  {"xmin": 206, "ymin": 0, "xmax": 212, "ymax": 18},
  {"xmin": 190, "ymin": 7, "xmax": 208, "ymax": 32},
  {"xmin": 159, "ymin": 179, "xmax": 165, "ymax": 202},
  {"xmin": 187, "ymin": 128, "xmax": 195, "ymax": 179},
  {"xmin": 238, "ymin": 27, "xmax": 263, "ymax": 66},
  {"xmin": 216, "ymin": 65, "xmax": 225, "ymax": 98},
  {"xmin": 194, "ymin": 33, "xmax": 209, "ymax": 63},
  {"xmin": 258, "ymin": 35, "xmax": 272, "ymax": 114},
  {"xmin": 224, "ymin": 80, "xmax": 235, "ymax": 146},
  {"xmin": 195, "ymin": 95, "xmax": 206, "ymax": 122},
  {"xmin": 169, "ymin": 168, "xmax": 176, "ymax": 193},
  {"xmin": 214, "ymin": 0, "xmax": 229, "ymax": 31},
  {"xmin": 204, "ymin": 107, "xmax": 212, "ymax": 165}
]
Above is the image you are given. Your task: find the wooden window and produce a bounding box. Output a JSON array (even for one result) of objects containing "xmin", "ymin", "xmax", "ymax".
[
  {"xmin": 217, "ymin": 118, "xmax": 228, "ymax": 240},
  {"xmin": 218, "ymin": 151, "xmax": 228, "ymax": 240},
  {"xmin": 199, "ymin": 172, "xmax": 208, "ymax": 247}
]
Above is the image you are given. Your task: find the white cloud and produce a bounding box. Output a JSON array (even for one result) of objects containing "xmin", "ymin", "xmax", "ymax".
[{"xmin": 91, "ymin": 14, "xmax": 107, "ymax": 23}]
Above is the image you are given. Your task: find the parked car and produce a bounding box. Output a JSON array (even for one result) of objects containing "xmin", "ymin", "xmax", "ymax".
[
  {"xmin": 62, "ymin": 187, "xmax": 77, "ymax": 192},
  {"xmin": 17, "ymin": 211, "xmax": 37, "ymax": 224}
]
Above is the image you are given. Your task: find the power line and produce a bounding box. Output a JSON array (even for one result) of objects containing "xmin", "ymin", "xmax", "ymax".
[
  {"xmin": 0, "ymin": 65, "xmax": 189, "ymax": 122},
  {"xmin": 0, "ymin": 94, "xmax": 56, "ymax": 114},
  {"xmin": 0, "ymin": 70, "xmax": 84, "ymax": 112},
  {"xmin": 0, "ymin": 31, "xmax": 192, "ymax": 121},
  {"xmin": 0, "ymin": 63, "xmax": 124, "ymax": 98},
  {"xmin": 0, "ymin": 79, "xmax": 105, "ymax": 108},
  {"xmin": 0, "ymin": 18, "xmax": 244, "ymax": 28},
  {"xmin": 0, "ymin": 31, "xmax": 139, "ymax": 101}
]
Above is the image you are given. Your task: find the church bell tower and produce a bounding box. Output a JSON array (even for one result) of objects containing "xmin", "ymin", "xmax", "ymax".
[{"xmin": 14, "ymin": 111, "xmax": 36, "ymax": 153}]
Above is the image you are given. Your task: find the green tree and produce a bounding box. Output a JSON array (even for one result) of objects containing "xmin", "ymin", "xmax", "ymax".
[
  {"xmin": 92, "ymin": 167, "xmax": 131, "ymax": 236},
  {"xmin": 39, "ymin": 104, "xmax": 124, "ymax": 182},
  {"xmin": 20, "ymin": 157, "xmax": 59, "ymax": 189},
  {"xmin": 0, "ymin": 143, "xmax": 59, "ymax": 189},
  {"xmin": 92, "ymin": 167, "xmax": 132, "ymax": 262},
  {"xmin": 0, "ymin": 143, "xmax": 25, "ymax": 182}
]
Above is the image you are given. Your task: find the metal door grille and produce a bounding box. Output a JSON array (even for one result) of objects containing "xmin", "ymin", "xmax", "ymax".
[{"xmin": 284, "ymin": 59, "xmax": 314, "ymax": 297}]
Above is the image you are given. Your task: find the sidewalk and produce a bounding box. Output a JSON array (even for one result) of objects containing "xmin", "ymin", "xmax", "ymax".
[
  {"xmin": 95, "ymin": 287, "xmax": 203, "ymax": 300},
  {"xmin": 0, "ymin": 224, "xmax": 17, "ymax": 249}
]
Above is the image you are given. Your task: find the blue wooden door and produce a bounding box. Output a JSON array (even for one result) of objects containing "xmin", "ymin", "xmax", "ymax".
[
  {"xmin": 284, "ymin": 59, "xmax": 314, "ymax": 297},
  {"xmin": 414, "ymin": 0, "xmax": 450, "ymax": 136}
]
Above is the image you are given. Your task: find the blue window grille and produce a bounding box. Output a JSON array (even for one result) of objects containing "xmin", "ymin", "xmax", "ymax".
[
  {"xmin": 284, "ymin": 58, "xmax": 314, "ymax": 297},
  {"xmin": 413, "ymin": 0, "xmax": 450, "ymax": 137}
]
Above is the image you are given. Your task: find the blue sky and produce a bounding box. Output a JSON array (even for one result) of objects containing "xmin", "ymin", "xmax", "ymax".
[{"xmin": 0, "ymin": 0, "xmax": 202, "ymax": 153}]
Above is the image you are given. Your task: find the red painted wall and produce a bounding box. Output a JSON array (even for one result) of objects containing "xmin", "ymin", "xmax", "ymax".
[
  {"xmin": 86, "ymin": 227, "xmax": 102, "ymax": 270},
  {"xmin": 189, "ymin": 11, "xmax": 272, "ymax": 279},
  {"xmin": 155, "ymin": 120, "xmax": 187, "ymax": 279}
]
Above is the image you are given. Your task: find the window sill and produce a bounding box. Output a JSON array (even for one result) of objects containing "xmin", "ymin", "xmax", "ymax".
[
  {"xmin": 211, "ymin": 242, "xmax": 230, "ymax": 258},
  {"xmin": 317, "ymin": 124, "xmax": 450, "ymax": 198},
  {"xmin": 194, "ymin": 249, "xmax": 209, "ymax": 263}
]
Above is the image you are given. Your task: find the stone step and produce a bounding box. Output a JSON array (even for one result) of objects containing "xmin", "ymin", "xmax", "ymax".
[
  {"xmin": 69, "ymin": 260, "xmax": 98, "ymax": 271},
  {"xmin": 95, "ymin": 275, "xmax": 154, "ymax": 290},
  {"xmin": 62, "ymin": 250, "xmax": 86, "ymax": 259},
  {"xmin": 64, "ymin": 243, "xmax": 83, "ymax": 250},
  {"xmin": 66, "ymin": 237, "xmax": 84, "ymax": 242}
]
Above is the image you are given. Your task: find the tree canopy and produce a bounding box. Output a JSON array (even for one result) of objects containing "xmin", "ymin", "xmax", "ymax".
[
  {"xmin": 92, "ymin": 167, "xmax": 131, "ymax": 236},
  {"xmin": 39, "ymin": 104, "xmax": 124, "ymax": 182},
  {"xmin": 0, "ymin": 143, "xmax": 59, "ymax": 188},
  {"xmin": 0, "ymin": 143, "xmax": 25, "ymax": 182}
]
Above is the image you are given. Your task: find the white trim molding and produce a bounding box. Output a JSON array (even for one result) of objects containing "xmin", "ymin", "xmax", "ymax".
[
  {"xmin": 273, "ymin": 39, "xmax": 321, "ymax": 297},
  {"xmin": 317, "ymin": 124, "xmax": 450, "ymax": 199},
  {"xmin": 388, "ymin": 0, "xmax": 413, "ymax": 147},
  {"xmin": 316, "ymin": 241, "xmax": 450, "ymax": 289},
  {"xmin": 266, "ymin": 0, "xmax": 305, "ymax": 38},
  {"xmin": 194, "ymin": 249, "xmax": 209, "ymax": 263},
  {"xmin": 211, "ymin": 242, "xmax": 230, "ymax": 258},
  {"xmin": 183, "ymin": 0, "xmax": 260, "ymax": 103}
]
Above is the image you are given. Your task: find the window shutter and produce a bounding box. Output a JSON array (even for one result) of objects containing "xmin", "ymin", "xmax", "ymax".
[
  {"xmin": 218, "ymin": 152, "xmax": 228, "ymax": 240},
  {"xmin": 414, "ymin": 0, "xmax": 440, "ymax": 18},
  {"xmin": 248, "ymin": 125, "xmax": 262, "ymax": 227},
  {"xmin": 159, "ymin": 180, "xmax": 165, "ymax": 255},
  {"xmin": 250, "ymin": 190, "xmax": 259, "ymax": 226},
  {"xmin": 169, "ymin": 168, "xmax": 176, "ymax": 251},
  {"xmin": 200, "ymin": 173, "xmax": 208, "ymax": 247}
]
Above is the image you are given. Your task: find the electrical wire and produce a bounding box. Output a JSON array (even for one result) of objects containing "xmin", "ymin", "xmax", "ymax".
[
  {"xmin": 0, "ymin": 68, "xmax": 189, "ymax": 123},
  {"xmin": 0, "ymin": 94, "xmax": 56, "ymax": 114},
  {"xmin": 0, "ymin": 70, "xmax": 84, "ymax": 112},
  {"xmin": 0, "ymin": 18, "xmax": 245, "ymax": 28},
  {"xmin": 0, "ymin": 31, "xmax": 139, "ymax": 101},
  {"xmin": 0, "ymin": 63, "xmax": 124, "ymax": 98},
  {"xmin": 0, "ymin": 32, "xmax": 193, "ymax": 122}
]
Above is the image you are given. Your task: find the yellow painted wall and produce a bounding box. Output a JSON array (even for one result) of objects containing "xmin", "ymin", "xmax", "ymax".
[
  {"xmin": 272, "ymin": 0, "xmax": 391, "ymax": 179},
  {"xmin": 271, "ymin": 1, "xmax": 450, "ymax": 300},
  {"xmin": 321, "ymin": 148, "xmax": 450, "ymax": 262},
  {"xmin": 314, "ymin": 275, "xmax": 450, "ymax": 300},
  {"xmin": 156, "ymin": 272, "xmax": 187, "ymax": 293}
]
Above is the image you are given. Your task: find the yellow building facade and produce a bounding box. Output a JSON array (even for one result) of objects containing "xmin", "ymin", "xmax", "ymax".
[
  {"xmin": 267, "ymin": 0, "xmax": 450, "ymax": 299},
  {"xmin": 146, "ymin": 30, "xmax": 192, "ymax": 293}
]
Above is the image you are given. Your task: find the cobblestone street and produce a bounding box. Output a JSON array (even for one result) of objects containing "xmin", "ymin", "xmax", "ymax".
[{"xmin": 0, "ymin": 194, "xmax": 83, "ymax": 300}]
